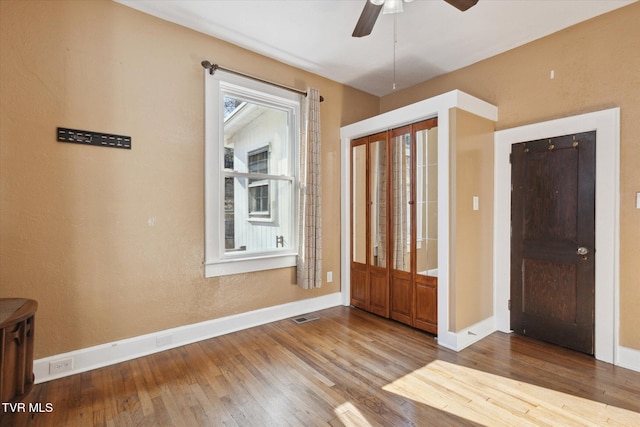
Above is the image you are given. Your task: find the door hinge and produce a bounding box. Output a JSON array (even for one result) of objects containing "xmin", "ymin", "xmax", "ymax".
[
  {"xmin": 508, "ymin": 299, "xmax": 511, "ymax": 311},
  {"xmin": 509, "ymin": 153, "xmax": 512, "ymax": 164}
]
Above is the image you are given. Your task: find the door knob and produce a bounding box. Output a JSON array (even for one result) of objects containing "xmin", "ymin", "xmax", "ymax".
[{"xmin": 577, "ymin": 247, "xmax": 589, "ymax": 256}]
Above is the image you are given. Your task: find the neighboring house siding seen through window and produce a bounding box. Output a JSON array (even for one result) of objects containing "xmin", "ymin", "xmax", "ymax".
[{"xmin": 204, "ymin": 71, "xmax": 301, "ymax": 277}]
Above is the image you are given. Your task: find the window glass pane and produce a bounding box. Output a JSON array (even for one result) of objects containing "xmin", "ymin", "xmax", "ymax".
[
  {"xmin": 224, "ymin": 176, "xmax": 235, "ymax": 250},
  {"xmin": 206, "ymin": 74, "xmax": 300, "ymax": 277},
  {"xmin": 249, "ymin": 181, "xmax": 269, "ymax": 215},
  {"xmin": 224, "ymin": 146, "xmax": 234, "ymax": 170},
  {"xmin": 221, "ymin": 92, "xmax": 296, "ymax": 258},
  {"xmin": 223, "ymin": 96, "xmax": 290, "ymax": 176},
  {"xmin": 224, "ymin": 177, "xmax": 293, "ymax": 256},
  {"xmin": 248, "ymin": 150, "xmax": 268, "ymax": 175},
  {"xmin": 223, "ymin": 97, "xmax": 244, "ymax": 120}
]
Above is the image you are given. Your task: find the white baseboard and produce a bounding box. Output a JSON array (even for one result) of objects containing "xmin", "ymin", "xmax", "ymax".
[
  {"xmin": 617, "ymin": 345, "xmax": 640, "ymax": 373},
  {"xmin": 34, "ymin": 292, "xmax": 342, "ymax": 383},
  {"xmin": 37, "ymin": 294, "xmax": 637, "ymax": 383},
  {"xmin": 437, "ymin": 316, "xmax": 496, "ymax": 352}
]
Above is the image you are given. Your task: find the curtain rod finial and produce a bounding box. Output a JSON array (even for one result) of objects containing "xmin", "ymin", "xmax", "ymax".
[{"xmin": 201, "ymin": 61, "xmax": 219, "ymax": 75}]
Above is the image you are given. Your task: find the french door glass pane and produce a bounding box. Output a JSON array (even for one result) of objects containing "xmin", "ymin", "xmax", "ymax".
[
  {"xmin": 416, "ymin": 126, "xmax": 438, "ymax": 277},
  {"xmin": 391, "ymin": 132, "xmax": 411, "ymax": 272},
  {"xmin": 369, "ymin": 138, "xmax": 387, "ymax": 268},
  {"xmin": 352, "ymin": 144, "xmax": 366, "ymax": 264}
]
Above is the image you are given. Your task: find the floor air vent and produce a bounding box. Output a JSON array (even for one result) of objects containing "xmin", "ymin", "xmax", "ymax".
[{"xmin": 291, "ymin": 314, "xmax": 320, "ymax": 324}]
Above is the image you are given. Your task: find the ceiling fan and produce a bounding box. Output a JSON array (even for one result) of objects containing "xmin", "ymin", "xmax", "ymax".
[{"xmin": 352, "ymin": 0, "xmax": 479, "ymax": 37}]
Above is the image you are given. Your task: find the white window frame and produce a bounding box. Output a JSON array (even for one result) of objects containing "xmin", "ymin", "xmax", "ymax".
[{"xmin": 204, "ymin": 70, "xmax": 300, "ymax": 278}]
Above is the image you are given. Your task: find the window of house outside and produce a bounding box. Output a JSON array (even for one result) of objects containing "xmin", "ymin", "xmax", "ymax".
[
  {"xmin": 204, "ymin": 71, "xmax": 301, "ymax": 277},
  {"xmin": 247, "ymin": 147, "xmax": 270, "ymax": 218}
]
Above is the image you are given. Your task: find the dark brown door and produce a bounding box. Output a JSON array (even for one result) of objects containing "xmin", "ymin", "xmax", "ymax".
[{"xmin": 510, "ymin": 131, "xmax": 595, "ymax": 354}]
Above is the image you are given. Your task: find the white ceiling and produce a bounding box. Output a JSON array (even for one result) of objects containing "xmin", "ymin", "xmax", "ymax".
[{"xmin": 115, "ymin": 0, "xmax": 635, "ymax": 97}]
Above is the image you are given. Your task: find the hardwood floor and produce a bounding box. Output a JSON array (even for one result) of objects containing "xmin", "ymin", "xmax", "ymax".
[{"xmin": 5, "ymin": 306, "xmax": 640, "ymax": 426}]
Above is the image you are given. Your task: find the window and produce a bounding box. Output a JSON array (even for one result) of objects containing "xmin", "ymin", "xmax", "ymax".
[
  {"xmin": 247, "ymin": 147, "xmax": 270, "ymax": 218},
  {"xmin": 204, "ymin": 71, "xmax": 301, "ymax": 277}
]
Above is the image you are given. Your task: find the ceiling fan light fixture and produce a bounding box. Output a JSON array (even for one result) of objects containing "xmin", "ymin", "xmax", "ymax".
[
  {"xmin": 382, "ymin": 0, "xmax": 403, "ymax": 14},
  {"xmin": 354, "ymin": 0, "xmax": 477, "ymax": 39}
]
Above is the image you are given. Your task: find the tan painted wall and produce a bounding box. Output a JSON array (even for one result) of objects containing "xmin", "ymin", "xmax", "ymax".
[
  {"xmin": 381, "ymin": 3, "xmax": 640, "ymax": 348},
  {"xmin": 0, "ymin": 0, "xmax": 379, "ymax": 358},
  {"xmin": 449, "ymin": 109, "xmax": 495, "ymax": 331}
]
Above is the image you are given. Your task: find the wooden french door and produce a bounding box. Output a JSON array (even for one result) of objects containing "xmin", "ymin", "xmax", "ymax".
[
  {"xmin": 389, "ymin": 126, "xmax": 413, "ymax": 325},
  {"xmin": 350, "ymin": 133, "xmax": 389, "ymax": 318},
  {"xmin": 412, "ymin": 120, "xmax": 438, "ymax": 333},
  {"xmin": 510, "ymin": 131, "xmax": 596, "ymax": 354},
  {"xmin": 388, "ymin": 120, "xmax": 438, "ymax": 334},
  {"xmin": 351, "ymin": 119, "xmax": 438, "ymax": 333}
]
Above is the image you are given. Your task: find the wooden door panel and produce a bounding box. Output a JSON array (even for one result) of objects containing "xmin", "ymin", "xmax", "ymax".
[
  {"xmin": 523, "ymin": 260, "xmax": 577, "ymax": 322},
  {"xmin": 390, "ymin": 272, "xmax": 412, "ymax": 324},
  {"xmin": 414, "ymin": 277, "xmax": 437, "ymax": 333},
  {"xmin": 350, "ymin": 263, "xmax": 367, "ymax": 310},
  {"xmin": 523, "ymin": 147, "xmax": 578, "ymax": 241},
  {"xmin": 369, "ymin": 266, "xmax": 389, "ymax": 317},
  {"xmin": 511, "ymin": 132, "xmax": 595, "ymax": 355}
]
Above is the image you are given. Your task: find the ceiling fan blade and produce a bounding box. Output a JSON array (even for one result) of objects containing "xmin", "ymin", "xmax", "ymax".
[
  {"xmin": 352, "ymin": 0, "xmax": 383, "ymax": 38},
  {"xmin": 444, "ymin": 0, "xmax": 479, "ymax": 12}
]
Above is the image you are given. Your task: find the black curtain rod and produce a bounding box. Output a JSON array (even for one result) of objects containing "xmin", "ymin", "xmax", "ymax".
[{"xmin": 201, "ymin": 61, "xmax": 324, "ymax": 102}]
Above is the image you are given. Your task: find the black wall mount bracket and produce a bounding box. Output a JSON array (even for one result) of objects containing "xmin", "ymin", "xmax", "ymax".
[{"xmin": 57, "ymin": 127, "xmax": 131, "ymax": 149}]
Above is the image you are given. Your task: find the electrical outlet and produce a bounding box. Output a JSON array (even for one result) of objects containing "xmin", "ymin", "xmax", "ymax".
[
  {"xmin": 49, "ymin": 357, "xmax": 73, "ymax": 374},
  {"xmin": 327, "ymin": 271, "xmax": 333, "ymax": 283}
]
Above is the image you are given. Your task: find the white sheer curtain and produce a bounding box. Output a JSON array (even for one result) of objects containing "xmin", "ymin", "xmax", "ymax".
[{"xmin": 297, "ymin": 88, "xmax": 322, "ymax": 289}]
